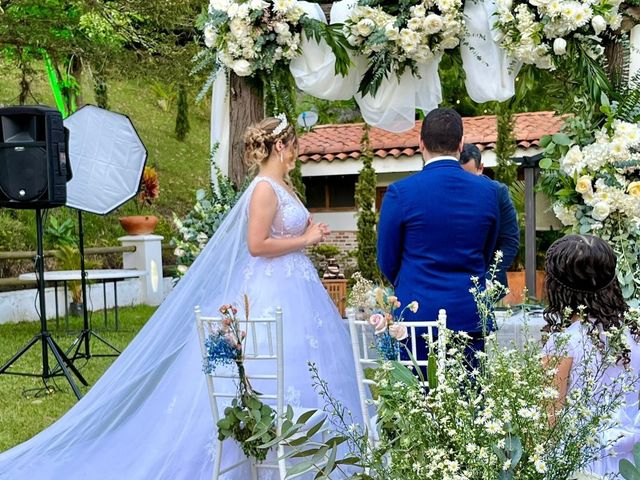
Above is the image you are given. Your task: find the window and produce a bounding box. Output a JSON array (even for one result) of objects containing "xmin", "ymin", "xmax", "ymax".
[{"xmin": 303, "ymin": 175, "xmax": 358, "ymax": 211}]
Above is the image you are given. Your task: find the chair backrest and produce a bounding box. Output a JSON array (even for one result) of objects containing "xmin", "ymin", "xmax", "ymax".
[
  {"xmin": 195, "ymin": 306, "xmax": 284, "ymax": 427},
  {"xmin": 347, "ymin": 308, "xmax": 447, "ymax": 436}
]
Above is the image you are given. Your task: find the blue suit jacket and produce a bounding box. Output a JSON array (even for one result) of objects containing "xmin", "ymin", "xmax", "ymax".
[
  {"xmin": 377, "ymin": 160, "xmax": 500, "ymax": 333},
  {"xmin": 485, "ymin": 177, "xmax": 520, "ymax": 291}
]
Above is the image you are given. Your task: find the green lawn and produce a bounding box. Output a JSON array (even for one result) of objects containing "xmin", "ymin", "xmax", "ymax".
[
  {"xmin": 0, "ymin": 305, "xmax": 156, "ymax": 452},
  {"xmin": 0, "ymin": 62, "xmax": 212, "ymax": 253}
]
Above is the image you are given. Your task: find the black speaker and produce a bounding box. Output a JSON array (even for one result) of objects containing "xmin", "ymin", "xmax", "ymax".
[{"xmin": 0, "ymin": 106, "xmax": 72, "ymax": 209}]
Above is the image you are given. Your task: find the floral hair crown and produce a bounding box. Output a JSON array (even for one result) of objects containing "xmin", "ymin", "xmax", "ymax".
[{"xmin": 272, "ymin": 113, "xmax": 288, "ymax": 137}]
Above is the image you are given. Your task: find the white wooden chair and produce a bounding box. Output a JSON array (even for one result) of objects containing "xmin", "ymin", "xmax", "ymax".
[
  {"xmin": 195, "ymin": 305, "xmax": 288, "ymax": 480},
  {"xmin": 347, "ymin": 308, "xmax": 447, "ymax": 443}
]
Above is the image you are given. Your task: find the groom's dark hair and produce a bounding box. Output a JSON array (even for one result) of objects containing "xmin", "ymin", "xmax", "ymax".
[{"xmin": 421, "ymin": 108, "xmax": 463, "ymax": 154}]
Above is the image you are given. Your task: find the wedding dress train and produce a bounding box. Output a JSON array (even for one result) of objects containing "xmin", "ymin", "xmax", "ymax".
[{"xmin": 0, "ymin": 176, "xmax": 361, "ymax": 479}]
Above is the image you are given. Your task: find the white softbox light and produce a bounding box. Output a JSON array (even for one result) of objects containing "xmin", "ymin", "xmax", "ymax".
[{"xmin": 64, "ymin": 105, "xmax": 147, "ymax": 215}]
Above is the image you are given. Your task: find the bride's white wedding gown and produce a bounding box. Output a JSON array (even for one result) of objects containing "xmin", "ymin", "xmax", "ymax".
[{"xmin": 0, "ymin": 176, "xmax": 361, "ymax": 479}]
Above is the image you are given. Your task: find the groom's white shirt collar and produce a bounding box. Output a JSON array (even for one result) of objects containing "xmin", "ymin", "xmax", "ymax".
[{"xmin": 424, "ymin": 155, "xmax": 458, "ymax": 166}]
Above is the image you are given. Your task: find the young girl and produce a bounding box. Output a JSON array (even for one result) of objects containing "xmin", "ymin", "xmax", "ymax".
[{"xmin": 543, "ymin": 234, "xmax": 640, "ymax": 477}]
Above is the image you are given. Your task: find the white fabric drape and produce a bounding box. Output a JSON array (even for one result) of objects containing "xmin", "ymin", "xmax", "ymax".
[
  {"xmin": 289, "ymin": 1, "xmax": 363, "ymax": 101},
  {"xmin": 210, "ymin": 71, "xmax": 230, "ymax": 191},
  {"xmin": 460, "ymin": 0, "xmax": 520, "ymax": 103}
]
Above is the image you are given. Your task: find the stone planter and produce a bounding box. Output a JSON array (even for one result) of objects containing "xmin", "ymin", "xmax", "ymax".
[{"xmin": 119, "ymin": 215, "xmax": 158, "ymax": 235}]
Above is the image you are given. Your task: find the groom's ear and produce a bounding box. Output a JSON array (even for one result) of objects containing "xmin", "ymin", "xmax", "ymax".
[
  {"xmin": 457, "ymin": 137, "xmax": 465, "ymax": 153},
  {"xmin": 419, "ymin": 138, "xmax": 425, "ymax": 153}
]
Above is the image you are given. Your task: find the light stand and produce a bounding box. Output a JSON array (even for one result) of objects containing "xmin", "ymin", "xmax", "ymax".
[
  {"xmin": 0, "ymin": 208, "xmax": 88, "ymax": 399},
  {"xmin": 66, "ymin": 210, "xmax": 120, "ymax": 361}
]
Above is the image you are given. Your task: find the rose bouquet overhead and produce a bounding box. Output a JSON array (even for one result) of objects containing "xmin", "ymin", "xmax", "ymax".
[
  {"xmin": 344, "ymin": 0, "xmax": 464, "ymax": 96},
  {"xmin": 493, "ymin": 0, "xmax": 623, "ymax": 70}
]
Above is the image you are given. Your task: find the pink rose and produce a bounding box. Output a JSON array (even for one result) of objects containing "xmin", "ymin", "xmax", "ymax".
[
  {"xmin": 369, "ymin": 313, "xmax": 387, "ymax": 335},
  {"xmin": 408, "ymin": 301, "xmax": 419, "ymax": 314},
  {"xmin": 389, "ymin": 323, "xmax": 408, "ymax": 341}
]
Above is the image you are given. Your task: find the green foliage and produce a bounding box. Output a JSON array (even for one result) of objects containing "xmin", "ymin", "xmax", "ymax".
[
  {"xmin": 299, "ymin": 18, "xmax": 351, "ymax": 77},
  {"xmin": 494, "ymin": 103, "xmax": 518, "ymax": 186},
  {"xmin": 289, "ymin": 159, "xmax": 306, "ymax": 204},
  {"xmin": 45, "ymin": 216, "xmax": 77, "ymax": 248},
  {"xmin": 175, "ymin": 84, "xmax": 190, "ymax": 142},
  {"xmin": 619, "ymin": 443, "xmax": 640, "ymax": 479},
  {"xmin": 217, "ymin": 394, "xmax": 277, "ymax": 461},
  {"xmin": 355, "ymin": 125, "xmax": 380, "ymax": 282},
  {"xmin": 171, "ymin": 165, "xmax": 246, "ymax": 274},
  {"xmin": 0, "ymin": 305, "xmax": 156, "ymax": 451},
  {"xmin": 94, "ymin": 77, "xmax": 109, "ymax": 109}
]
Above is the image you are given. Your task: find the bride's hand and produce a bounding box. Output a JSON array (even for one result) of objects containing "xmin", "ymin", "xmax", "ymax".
[{"xmin": 304, "ymin": 222, "xmax": 325, "ymax": 246}]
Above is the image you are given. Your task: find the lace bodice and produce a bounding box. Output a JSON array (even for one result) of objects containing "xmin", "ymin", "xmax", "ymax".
[
  {"xmin": 244, "ymin": 177, "xmax": 318, "ymax": 283},
  {"xmin": 255, "ymin": 177, "xmax": 309, "ymax": 238}
]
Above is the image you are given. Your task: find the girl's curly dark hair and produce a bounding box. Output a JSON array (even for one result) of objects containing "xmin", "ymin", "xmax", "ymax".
[{"xmin": 544, "ymin": 234, "xmax": 635, "ymax": 364}]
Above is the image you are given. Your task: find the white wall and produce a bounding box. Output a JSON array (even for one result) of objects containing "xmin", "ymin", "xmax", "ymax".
[
  {"xmin": 312, "ymin": 211, "xmax": 357, "ymax": 231},
  {"xmin": 0, "ymin": 278, "xmax": 173, "ymax": 325}
]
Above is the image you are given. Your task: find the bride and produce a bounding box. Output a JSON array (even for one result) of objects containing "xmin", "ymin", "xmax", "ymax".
[{"xmin": 0, "ymin": 115, "xmax": 361, "ymax": 479}]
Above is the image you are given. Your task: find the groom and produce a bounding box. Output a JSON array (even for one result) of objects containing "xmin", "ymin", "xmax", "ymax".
[{"xmin": 377, "ymin": 108, "xmax": 500, "ymax": 358}]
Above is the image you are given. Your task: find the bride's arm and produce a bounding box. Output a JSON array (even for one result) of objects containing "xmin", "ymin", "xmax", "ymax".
[{"xmin": 247, "ymin": 182, "xmax": 324, "ymax": 258}]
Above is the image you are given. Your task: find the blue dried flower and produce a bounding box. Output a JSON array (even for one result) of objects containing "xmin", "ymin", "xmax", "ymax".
[
  {"xmin": 376, "ymin": 332, "xmax": 400, "ymax": 361},
  {"xmin": 203, "ymin": 332, "xmax": 240, "ymax": 374}
]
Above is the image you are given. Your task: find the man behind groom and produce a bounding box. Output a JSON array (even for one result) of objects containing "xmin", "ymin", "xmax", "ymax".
[{"xmin": 377, "ymin": 108, "xmax": 500, "ymax": 358}]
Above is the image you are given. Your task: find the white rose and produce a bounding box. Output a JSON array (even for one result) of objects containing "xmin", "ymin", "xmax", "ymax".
[
  {"xmin": 227, "ymin": 2, "xmax": 239, "ymax": 18},
  {"xmin": 209, "ymin": 0, "xmax": 230, "ymax": 12},
  {"xmin": 591, "ymin": 15, "xmax": 607, "ymax": 35},
  {"xmin": 237, "ymin": 3, "xmax": 250, "ymax": 18},
  {"xmin": 553, "ymin": 37, "xmax": 567, "ymax": 55},
  {"xmin": 408, "ymin": 17, "xmax": 423, "ymax": 31},
  {"xmin": 553, "ymin": 203, "xmax": 577, "ymax": 226},
  {"xmin": 440, "ymin": 35, "xmax": 460, "ymax": 49},
  {"xmin": 232, "ymin": 59, "xmax": 252, "ymax": 76},
  {"xmin": 575, "ymin": 175, "xmax": 593, "ymax": 195},
  {"xmin": 385, "ymin": 23, "xmax": 400, "ymax": 40},
  {"xmin": 177, "ymin": 264, "xmax": 188, "ymax": 274},
  {"xmin": 592, "ymin": 201, "xmax": 611, "ymax": 221},
  {"xmin": 356, "ymin": 18, "xmax": 376, "ymax": 37},
  {"xmin": 249, "ymin": 0, "xmax": 266, "ymax": 9},
  {"xmin": 424, "ymin": 14, "xmax": 444, "ymax": 34},
  {"xmin": 274, "ymin": 22, "xmax": 289, "ymax": 35},
  {"xmin": 412, "ymin": 4, "xmax": 427, "ymax": 16},
  {"xmin": 204, "ymin": 24, "xmax": 216, "ymax": 48}
]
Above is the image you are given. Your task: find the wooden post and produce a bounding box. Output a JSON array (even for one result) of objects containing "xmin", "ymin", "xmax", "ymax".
[
  {"xmin": 229, "ymin": 73, "xmax": 264, "ymax": 188},
  {"xmin": 524, "ymin": 166, "xmax": 537, "ymax": 298}
]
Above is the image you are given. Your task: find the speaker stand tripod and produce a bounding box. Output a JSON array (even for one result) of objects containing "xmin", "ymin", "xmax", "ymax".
[
  {"xmin": 66, "ymin": 209, "xmax": 120, "ymax": 361},
  {"xmin": 0, "ymin": 209, "xmax": 88, "ymax": 399}
]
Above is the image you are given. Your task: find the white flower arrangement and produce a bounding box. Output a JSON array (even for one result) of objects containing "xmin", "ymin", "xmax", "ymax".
[
  {"xmin": 544, "ymin": 120, "xmax": 640, "ymax": 304},
  {"xmin": 493, "ymin": 0, "xmax": 622, "ymax": 70},
  {"xmin": 202, "ymin": 0, "xmax": 305, "ymax": 77},
  {"xmin": 343, "ymin": 0, "xmax": 464, "ymax": 96}
]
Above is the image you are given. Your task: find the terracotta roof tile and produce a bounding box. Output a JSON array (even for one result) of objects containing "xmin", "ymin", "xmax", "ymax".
[{"xmin": 299, "ymin": 111, "xmax": 564, "ymax": 163}]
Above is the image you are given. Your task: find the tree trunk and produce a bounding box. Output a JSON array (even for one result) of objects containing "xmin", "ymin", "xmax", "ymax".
[
  {"xmin": 604, "ymin": 36, "xmax": 627, "ymax": 87},
  {"xmin": 229, "ymin": 73, "xmax": 263, "ymax": 187}
]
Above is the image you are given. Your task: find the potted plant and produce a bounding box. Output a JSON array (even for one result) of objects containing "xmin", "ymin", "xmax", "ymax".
[
  {"xmin": 119, "ymin": 166, "xmax": 160, "ymax": 235},
  {"xmin": 53, "ymin": 244, "xmax": 84, "ymax": 316}
]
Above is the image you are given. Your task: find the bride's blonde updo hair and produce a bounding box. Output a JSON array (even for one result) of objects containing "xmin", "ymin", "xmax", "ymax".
[{"xmin": 244, "ymin": 117, "xmax": 297, "ymax": 171}]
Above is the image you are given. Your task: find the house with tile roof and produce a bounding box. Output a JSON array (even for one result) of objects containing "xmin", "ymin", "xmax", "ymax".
[{"xmin": 298, "ymin": 111, "xmax": 566, "ymax": 252}]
